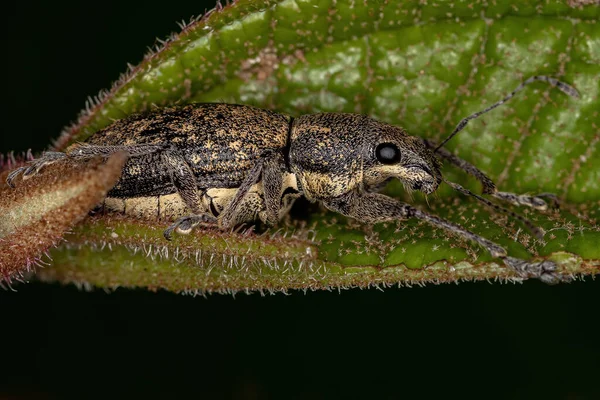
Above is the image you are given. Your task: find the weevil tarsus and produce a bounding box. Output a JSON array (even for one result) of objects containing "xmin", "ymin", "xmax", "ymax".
[
  {"xmin": 492, "ymin": 191, "xmax": 559, "ymax": 211},
  {"xmin": 163, "ymin": 214, "xmax": 216, "ymax": 240},
  {"xmin": 504, "ymin": 257, "xmax": 563, "ymax": 285}
]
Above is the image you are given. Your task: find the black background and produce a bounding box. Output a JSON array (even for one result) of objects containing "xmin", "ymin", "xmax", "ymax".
[{"xmin": 1, "ymin": 1, "xmax": 599, "ymax": 399}]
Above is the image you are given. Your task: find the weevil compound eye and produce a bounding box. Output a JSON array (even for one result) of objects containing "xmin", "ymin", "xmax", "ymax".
[{"xmin": 375, "ymin": 143, "xmax": 401, "ymax": 165}]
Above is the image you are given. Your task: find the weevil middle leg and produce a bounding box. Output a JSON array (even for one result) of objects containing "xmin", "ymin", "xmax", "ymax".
[{"xmin": 205, "ymin": 151, "xmax": 287, "ymax": 228}]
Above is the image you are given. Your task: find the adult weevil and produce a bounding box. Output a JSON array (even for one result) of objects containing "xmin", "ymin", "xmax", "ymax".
[{"xmin": 7, "ymin": 76, "xmax": 580, "ymax": 284}]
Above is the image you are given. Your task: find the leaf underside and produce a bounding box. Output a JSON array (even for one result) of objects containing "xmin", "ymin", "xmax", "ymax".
[{"xmin": 5, "ymin": 0, "xmax": 600, "ymax": 293}]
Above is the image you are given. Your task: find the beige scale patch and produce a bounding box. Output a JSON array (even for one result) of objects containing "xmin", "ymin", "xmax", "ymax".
[
  {"xmin": 300, "ymin": 170, "xmax": 357, "ymax": 199},
  {"xmin": 102, "ymin": 172, "xmax": 300, "ymax": 222},
  {"xmin": 103, "ymin": 194, "xmax": 191, "ymax": 220}
]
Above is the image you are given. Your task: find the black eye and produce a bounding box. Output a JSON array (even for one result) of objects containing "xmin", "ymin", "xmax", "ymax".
[{"xmin": 375, "ymin": 143, "xmax": 401, "ymax": 164}]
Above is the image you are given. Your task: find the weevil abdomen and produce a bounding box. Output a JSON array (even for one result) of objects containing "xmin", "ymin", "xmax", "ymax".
[
  {"xmin": 79, "ymin": 103, "xmax": 298, "ymax": 221},
  {"xmin": 105, "ymin": 151, "xmax": 173, "ymax": 197}
]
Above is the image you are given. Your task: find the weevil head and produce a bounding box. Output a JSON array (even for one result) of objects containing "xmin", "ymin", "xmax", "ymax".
[{"xmin": 289, "ymin": 113, "xmax": 442, "ymax": 200}]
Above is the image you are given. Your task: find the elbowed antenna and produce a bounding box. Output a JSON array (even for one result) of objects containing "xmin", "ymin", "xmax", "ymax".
[{"xmin": 434, "ymin": 76, "xmax": 580, "ymax": 153}]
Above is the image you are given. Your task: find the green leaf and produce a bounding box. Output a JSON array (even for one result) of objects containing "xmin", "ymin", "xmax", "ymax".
[
  {"xmin": 0, "ymin": 153, "xmax": 127, "ymax": 283},
  {"xmin": 12, "ymin": 0, "xmax": 600, "ymax": 292}
]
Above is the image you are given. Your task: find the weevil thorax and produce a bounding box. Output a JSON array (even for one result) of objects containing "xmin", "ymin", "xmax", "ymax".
[{"xmin": 289, "ymin": 113, "xmax": 442, "ymax": 200}]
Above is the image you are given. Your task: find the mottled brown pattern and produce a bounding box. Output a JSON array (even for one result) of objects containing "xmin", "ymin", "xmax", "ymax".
[{"xmin": 86, "ymin": 103, "xmax": 291, "ymax": 195}]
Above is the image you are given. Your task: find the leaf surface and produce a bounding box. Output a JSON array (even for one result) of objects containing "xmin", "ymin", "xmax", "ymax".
[{"xmin": 0, "ymin": 153, "xmax": 126, "ymax": 283}]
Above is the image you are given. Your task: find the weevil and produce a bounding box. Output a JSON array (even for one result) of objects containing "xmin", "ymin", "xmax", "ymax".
[{"xmin": 7, "ymin": 76, "xmax": 580, "ymax": 284}]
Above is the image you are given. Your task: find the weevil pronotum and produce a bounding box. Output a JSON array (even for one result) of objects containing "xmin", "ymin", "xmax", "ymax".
[{"xmin": 7, "ymin": 76, "xmax": 580, "ymax": 284}]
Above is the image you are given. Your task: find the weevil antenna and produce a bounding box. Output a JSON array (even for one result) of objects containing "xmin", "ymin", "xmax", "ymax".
[
  {"xmin": 443, "ymin": 179, "xmax": 544, "ymax": 240},
  {"xmin": 434, "ymin": 76, "xmax": 580, "ymax": 153}
]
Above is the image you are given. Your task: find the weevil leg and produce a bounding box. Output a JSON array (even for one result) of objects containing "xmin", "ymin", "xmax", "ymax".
[
  {"xmin": 423, "ymin": 139, "xmax": 558, "ymax": 210},
  {"xmin": 162, "ymin": 150, "xmax": 217, "ymax": 239},
  {"xmin": 6, "ymin": 144, "xmax": 165, "ymax": 187},
  {"xmin": 218, "ymin": 160, "xmax": 264, "ymax": 229},
  {"xmin": 163, "ymin": 214, "xmax": 217, "ymax": 240},
  {"xmin": 322, "ymin": 191, "xmax": 565, "ymax": 283},
  {"xmin": 261, "ymin": 153, "xmax": 287, "ymax": 225},
  {"xmin": 68, "ymin": 143, "xmax": 165, "ymax": 158},
  {"xmin": 162, "ymin": 151, "xmax": 205, "ymax": 215},
  {"xmin": 6, "ymin": 151, "xmax": 67, "ymax": 187},
  {"xmin": 218, "ymin": 151, "xmax": 288, "ymax": 228}
]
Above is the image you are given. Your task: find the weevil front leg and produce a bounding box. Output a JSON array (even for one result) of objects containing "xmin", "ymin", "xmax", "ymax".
[
  {"xmin": 423, "ymin": 139, "xmax": 559, "ymax": 210},
  {"xmin": 322, "ymin": 191, "xmax": 564, "ymax": 284}
]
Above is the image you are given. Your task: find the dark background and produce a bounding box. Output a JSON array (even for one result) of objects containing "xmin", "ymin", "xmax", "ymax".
[{"xmin": 1, "ymin": 1, "xmax": 599, "ymax": 399}]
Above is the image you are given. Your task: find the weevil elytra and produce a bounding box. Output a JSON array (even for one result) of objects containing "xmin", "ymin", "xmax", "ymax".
[{"xmin": 7, "ymin": 76, "xmax": 580, "ymax": 284}]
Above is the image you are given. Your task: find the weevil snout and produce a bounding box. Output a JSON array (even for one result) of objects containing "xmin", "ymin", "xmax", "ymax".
[
  {"xmin": 405, "ymin": 165, "xmax": 439, "ymax": 194},
  {"xmin": 370, "ymin": 157, "xmax": 440, "ymax": 195}
]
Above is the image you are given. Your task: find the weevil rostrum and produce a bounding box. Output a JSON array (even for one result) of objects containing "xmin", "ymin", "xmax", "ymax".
[{"xmin": 7, "ymin": 76, "xmax": 580, "ymax": 284}]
